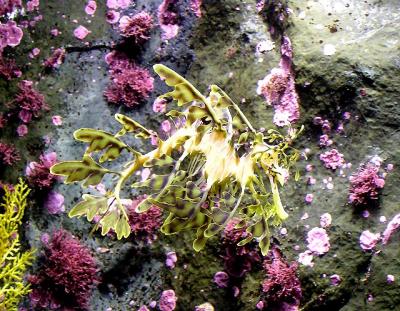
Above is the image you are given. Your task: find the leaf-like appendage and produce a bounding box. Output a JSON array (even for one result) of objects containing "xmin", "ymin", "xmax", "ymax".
[
  {"xmin": 259, "ymin": 234, "xmax": 270, "ymax": 256},
  {"xmin": 150, "ymin": 195, "xmax": 198, "ymax": 218},
  {"xmin": 166, "ymin": 110, "xmax": 185, "ymax": 118},
  {"xmin": 135, "ymin": 198, "xmax": 154, "ymax": 213},
  {"xmin": 187, "ymin": 106, "xmax": 210, "ymax": 125},
  {"xmin": 115, "ymin": 114, "xmax": 153, "ymax": 139},
  {"xmin": 69, "ymin": 194, "xmax": 108, "ymax": 221},
  {"xmin": 132, "ymin": 174, "xmax": 170, "ymax": 191},
  {"xmin": 209, "ymin": 85, "xmax": 233, "ymax": 109},
  {"xmin": 143, "ymin": 154, "xmax": 175, "ymax": 167},
  {"xmin": 193, "ymin": 223, "xmax": 209, "ymax": 252},
  {"xmin": 50, "ymin": 155, "xmax": 109, "ymax": 187},
  {"xmin": 99, "ymin": 211, "xmax": 130, "ymax": 239},
  {"xmin": 74, "ymin": 128, "xmax": 127, "ymax": 162},
  {"xmin": 153, "ymin": 64, "xmax": 203, "ymax": 106}
]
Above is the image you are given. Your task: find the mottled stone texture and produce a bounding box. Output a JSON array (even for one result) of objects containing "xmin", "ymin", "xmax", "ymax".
[{"xmin": 1, "ymin": 0, "xmax": 399, "ymax": 310}]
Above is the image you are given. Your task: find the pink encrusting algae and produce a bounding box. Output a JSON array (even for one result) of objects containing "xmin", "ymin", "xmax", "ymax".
[
  {"xmin": 85, "ymin": 0, "xmax": 97, "ymax": 15},
  {"xmin": 165, "ymin": 251, "xmax": 177, "ymax": 269},
  {"xmin": 257, "ymin": 36, "xmax": 300, "ymax": 126},
  {"xmin": 0, "ymin": 21, "xmax": 23, "ymax": 50},
  {"xmin": 382, "ymin": 214, "xmax": 400, "ymax": 245},
  {"xmin": 73, "ymin": 25, "xmax": 91, "ymax": 40},
  {"xmin": 44, "ymin": 191, "xmax": 65, "ymax": 214},
  {"xmin": 26, "ymin": 0, "xmax": 39, "ymax": 11},
  {"xmin": 359, "ymin": 230, "xmax": 380, "ymax": 251},
  {"xmin": 158, "ymin": 289, "xmax": 177, "ymax": 311},
  {"xmin": 306, "ymin": 227, "xmax": 330, "ymax": 255},
  {"xmin": 28, "ymin": 229, "xmax": 99, "ymax": 310},
  {"xmin": 213, "ymin": 271, "xmax": 229, "ymax": 288},
  {"xmin": 16, "ymin": 124, "xmax": 28, "ymax": 136},
  {"xmin": 106, "ymin": 10, "xmax": 120, "ymax": 24}
]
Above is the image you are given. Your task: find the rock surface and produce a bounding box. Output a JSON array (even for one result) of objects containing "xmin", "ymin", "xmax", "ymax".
[{"xmin": 0, "ymin": 0, "xmax": 399, "ymax": 310}]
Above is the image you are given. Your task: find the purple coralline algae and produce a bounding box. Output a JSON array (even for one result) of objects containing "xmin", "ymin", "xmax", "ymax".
[
  {"xmin": 119, "ymin": 11, "xmax": 153, "ymax": 43},
  {"xmin": 222, "ymin": 218, "xmax": 261, "ymax": 278},
  {"xmin": 26, "ymin": 152, "xmax": 59, "ymax": 190},
  {"xmin": 349, "ymin": 162, "xmax": 385, "ymax": 206},
  {"xmin": 262, "ymin": 248, "xmax": 302, "ymax": 308},
  {"xmin": 29, "ymin": 230, "xmax": 99, "ymax": 310},
  {"xmin": 158, "ymin": 0, "xmax": 180, "ymax": 40},
  {"xmin": 104, "ymin": 51, "xmax": 154, "ymax": 108},
  {"xmin": 0, "ymin": 55, "xmax": 21, "ymax": 80},
  {"xmin": 10, "ymin": 80, "xmax": 49, "ymax": 124},
  {"xmin": 319, "ymin": 149, "xmax": 345, "ymax": 170},
  {"xmin": 257, "ymin": 36, "xmax": 300, "ymax": 126},
  {"xmin": 0, "ymin": 141, "xmax": 20, "ymax": 165},
  {"xmin": 127, "ymin": 196, "xmax": 163, "ymax": 241}
]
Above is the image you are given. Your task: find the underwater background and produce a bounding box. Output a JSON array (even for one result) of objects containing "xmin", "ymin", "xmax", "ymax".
[{"xmin": 1, "ymin": 0, "xmax": 400, "ymax": 310}]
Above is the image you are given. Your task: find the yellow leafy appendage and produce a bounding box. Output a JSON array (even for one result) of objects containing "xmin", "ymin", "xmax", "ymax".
[{"xmin": 0, "ymin": 179, "xmax": 34, "ymax": 311}]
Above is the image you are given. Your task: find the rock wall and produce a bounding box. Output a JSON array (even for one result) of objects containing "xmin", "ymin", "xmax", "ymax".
[{"xmin": 1, "ymin": 0, "xmax": 399, "ymax": 310}]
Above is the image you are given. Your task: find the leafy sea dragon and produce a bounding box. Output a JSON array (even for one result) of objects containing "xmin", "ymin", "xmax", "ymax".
[{"xmin": 51, "ymin": 64, "xmax": 302, "ymax": 255}]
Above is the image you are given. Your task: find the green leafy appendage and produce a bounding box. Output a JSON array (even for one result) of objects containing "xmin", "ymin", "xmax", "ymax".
[{"xmin": 51, "ymin": 64, "xmax": 302, "ymax": 255}]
